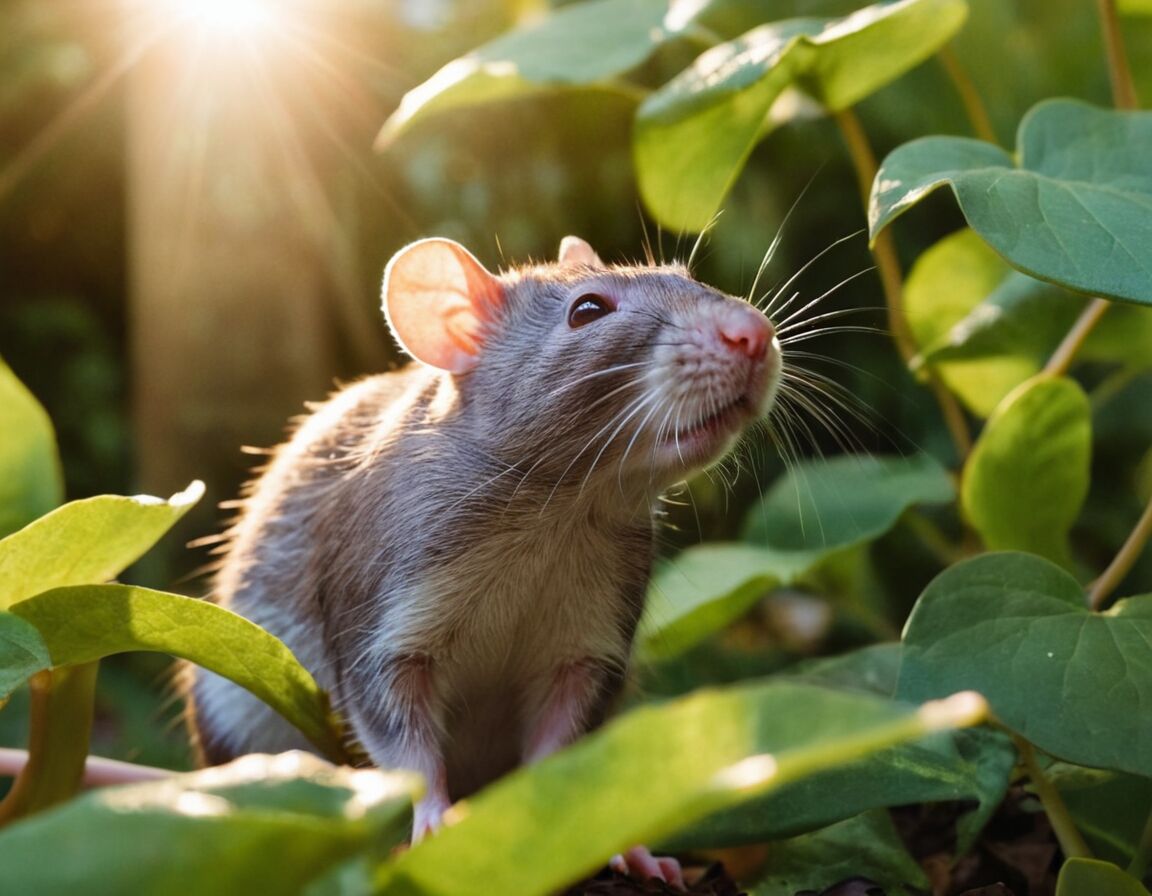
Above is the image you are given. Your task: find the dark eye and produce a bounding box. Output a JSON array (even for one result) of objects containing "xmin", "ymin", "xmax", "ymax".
[{"xmin": 567, "ymin": 293, "xmax": 615, "ymax": 328}]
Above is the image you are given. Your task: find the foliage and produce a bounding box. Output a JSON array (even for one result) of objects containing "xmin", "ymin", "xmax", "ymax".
[{"xmin": 2, "ymin": 0, "xmax": 1152, "ymax": 893}]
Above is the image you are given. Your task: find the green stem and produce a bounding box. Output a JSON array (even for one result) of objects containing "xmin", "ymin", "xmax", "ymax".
[
  {"xmin": 1015, "ymin": 736, "xmax": 1092, "ymax": 860},
  {"xmin": 1044, "ymin": 298, "xmax": 1111, "ymax": 378},
  {"xmin": 0, "ymin": 663, "xmax": 98, "ymax": 826},
  {"xmin": 1088, "ymin": 491, "xmax": 1152, "ymax": 611},
  {"xmin": 833, "ymin": 107, "xmax": 973, "ymax": 460},
  {"xmin": 938, "ymin": 46, "xmax": 998, "ymax": 143},
  {"xmin": 904, "ymin": 509, "xmax": 968, "ymax": 566},
  {"xmin": 1096, "ymin": 0, "xmax": 1140, "ymax": 109},
  {"xmin": 1128, "ymin": 804, "xmax": 1152, "ymax": 880}
]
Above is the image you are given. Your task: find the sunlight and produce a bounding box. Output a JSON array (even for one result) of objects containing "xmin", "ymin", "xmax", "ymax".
[{"xmin": 162, "ymin": 0, "xmax": 284, "ymax": 39}]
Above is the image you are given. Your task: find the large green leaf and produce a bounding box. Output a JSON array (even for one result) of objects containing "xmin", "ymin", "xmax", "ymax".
[
  {"xmin": 0, "ymin": 753, "xmax": 419, "ymax": 896},
  {"xmin": 0, "ymin": 611, "xmax": 50, "ymax": 701},
  {"xmin": 871, "ymin": 99, "xmax": 1152, "ymax": 306},
  {"xmin": 376, "ymin": 0, "xmax": 670, "ymax": 146},
  {"xmin": 373, "ymin": 682, "xmax": 985, "ymax": 895},
  {"xmin": 635, "ymin": 0, "xmax": 967, "ymax": 230},
  {"xmin": 10, "ymin": 584, "xmax": 345, "ymax": 762},
  {"xmin": 904, "ymin": 229, "xmax": 1085, "ymax": 416},
  {"xmin": 0, "ymin": 357, "xmax": 62, "ymax": 538},
  {"xmin": 0, "ymin": 481, "xmax": 203, "ymax": 610},
  {"xmin": 744, "ymin": 453, "xmax": 954, "ymax": 553},
  {"xmin": 961, "ymin": 376, "xmax": 1090, "ymax": 566},
  {"xmin": 898, "ymin": 552, "xmax": 1152, "ymax": 777},
  {"xmin": 745, "ymin": 810, "xmax": 928, "ymax": 895},
  {"xmin": 1056, "ymin": 858, "xmax": 1151, "ymax": 896}
]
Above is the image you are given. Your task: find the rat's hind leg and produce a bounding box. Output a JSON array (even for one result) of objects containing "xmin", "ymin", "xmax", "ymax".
[{"xmin": 352, "ymin": 653, "xmax": 451, "ymax": 842}]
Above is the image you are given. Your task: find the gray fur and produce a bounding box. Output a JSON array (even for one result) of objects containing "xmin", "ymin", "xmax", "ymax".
[{"xmin": 185, "ymin": 248, "xmax": 780, "ymax": 814}]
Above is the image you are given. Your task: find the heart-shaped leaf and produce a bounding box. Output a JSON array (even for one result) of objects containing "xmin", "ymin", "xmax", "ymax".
[
  {"xmin": 373, "ymin": 682, "xmax": 985, "ymax": 895},
  {"xmin": 0, "ymin": 753, "xmax": 419, "ymax": 896},
  {"xmin": 0, "ymin": 358, "xmax": 62, "ymax": 539},
  {"xmin": 871, "ymin": 99, "xmax": 1152, "ymax": 306},
  {"xmin": 961, "ymin": 376, "xmax": 1090, "ymax": 567},
  {"xmin": 0, "ymin": 481, "xmax": 204, "ymax": 610},
  {"xmin": 10, "ymin": 584, "xmax": 345, "ymax": 762},
  {"xmin": 898, "ymin": 552, "xmax": 1152, "ymax": 777},
  {"xmin": 635, "ymin": 0, "xmax": 967, "ymax": 230},
  {"xmin": 376, "ymin": 0, "xmax": 671, "ymax": 146}
]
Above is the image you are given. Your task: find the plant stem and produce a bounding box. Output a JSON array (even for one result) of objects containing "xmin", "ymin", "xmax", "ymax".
[
  {"xmin": 1096, "ymin": 0, "xmax": 1140, "ymax": 109},
  {"xmin": 834, "ymin": 107, "xmax": 973, "ymax": 459},
  {"xmin": 1015, "ymin": 736, "xmax": 1092, "ymax": 860},
  {"xmin": 1044, "ymin": 298, "xmax": 1111, "ymax": 378},
  {"xmin": 1129, "ymin": 804, "xmax": 1152, "ymax": 880},
  {"xmin": 938, "ymin": 46, "xmax": 998, "ymax": 143},
  {"xmin": 1088, "ymin": 491, "xmax": 1152, "ymax": 610}
]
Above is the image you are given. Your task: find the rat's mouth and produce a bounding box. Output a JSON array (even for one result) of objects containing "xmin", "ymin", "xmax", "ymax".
[{"xmin": 660, "ymin": 393, "xmax": 755, "ymax": 464}]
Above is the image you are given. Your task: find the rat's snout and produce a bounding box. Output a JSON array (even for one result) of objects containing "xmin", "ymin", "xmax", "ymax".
[{"xmin": 717, "ymin": 303, "xmax": 774, "ymax": 362}]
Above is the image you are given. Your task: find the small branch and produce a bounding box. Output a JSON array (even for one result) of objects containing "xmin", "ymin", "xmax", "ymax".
[
  {"xmin": 833, "ymin": 107, "xmax": 972, "ymax": 460},
  {"xmin": 1088, "ymin": 491, "xmax": 1152, "ymax": 610},
  {"xmin": 938, "ymin": 46, "xmax": 998, "ymax": 143},
  {"xmin": 1044, "ymin": 298, "xmax": 1111, "ymax": 378},
  {"xmin": 0, "ymin": 748, "xmax": 173, "ymax": 788},
  {"xmin": 1015, "ymin": 736, "xmax": 1092, "ymax": 860},
  {"xmin": 1096, "ymin": 0, "xmax": 1140, "ymax": 109}
]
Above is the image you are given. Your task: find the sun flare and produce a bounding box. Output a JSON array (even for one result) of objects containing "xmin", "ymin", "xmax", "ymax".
[{"xmin": 164, "ymin": 0, "xmax": 283, "ymax": 39}]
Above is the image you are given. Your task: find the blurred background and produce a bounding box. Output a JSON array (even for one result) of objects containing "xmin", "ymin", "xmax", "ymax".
[{"xmin": 1, "ymin": 0, "xmax": 1148, "ymax": 768}]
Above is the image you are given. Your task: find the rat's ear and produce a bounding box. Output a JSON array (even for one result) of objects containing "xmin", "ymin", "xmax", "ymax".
[
  {"xmin": 383, "ymin": 238, "xmax": 505, "ymax": 373},
  {"xmin": 558, "ymin": 236, "xmax": 604, "ymax": 269}
]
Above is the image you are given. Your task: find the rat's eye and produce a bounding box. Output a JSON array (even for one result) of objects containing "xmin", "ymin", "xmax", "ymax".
[{"xmin": 568, "ymin": 293, "xmax": 615, "ymax": 328}]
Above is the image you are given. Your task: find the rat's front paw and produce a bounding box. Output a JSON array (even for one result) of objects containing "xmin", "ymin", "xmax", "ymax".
[{"xmin": 609, "ymin": 845, "xmax": 686, "ymax": 890}]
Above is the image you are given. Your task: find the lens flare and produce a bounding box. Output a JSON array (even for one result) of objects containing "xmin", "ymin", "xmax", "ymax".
[{"xmin": 167, "ymin": 0, "xmax": 282, "ymax": 38}]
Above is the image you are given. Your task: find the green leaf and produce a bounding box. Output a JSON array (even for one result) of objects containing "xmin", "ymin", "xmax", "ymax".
[
  {"xmin": 904, "ymin": 229, "xmax": 1085, "ymax": 416},
  {"xmin": 376, "ymin": 0, "xmax": 670, "ymax": 145},
  {"xmin": 0, "ymin": 357, "xmax": 62, "ymax": 538},
  {"xmin": 871, "ymin": 99, "xmax": 1152, "ymax": 305},
  {"xmin": 1052, "ymin": 765, "xmax": 1152, "ymax": 866},
  {"xmin": 1119, "ymin": 0, "xmax": 1152, "ymax": 15},
  {"xmin": 1056, "ymin": 858, "xmax": 1151, "ymax": 896},
  {"xmin": 0, "ymin": 753, "xmax": 420, "ymax": 896},
  {"xmin": 0, "ymin": 611, "xmax": 50, "ymax": 701},
  {"xmin": 898, "ymin": 551, "xmax": 1152, "ymax": 777},
  {"xmin": 373, "ymin": 682, "xmax": 986, "ymax": 895},
  {"xmin": 785, "ymin": 642, "xmax": 902, "ymax": 697},
  {"xmin": 0, "ymin": 481, "xmax": 204, "ymax": 610},
  {"xmin": 745, "ymin": 810, "xmax": 928, "ymax": 896},
  {"xmin": 635, "ymin": 0, "xmax": 968, "ymax": 231},
  {"xmin": 961, "ymin": 376, "xmax": 1090, "ymax": 566},
  {"xmin": 744, "ymin": 453, "xmax": 954, "ymax": 554},
  {"xmin": 663, "ymin": 725, "xmax": 1015, "ymax": 853},
  {"xmin": 10, "ymin": 584, "xmax": 345, "ymax": 762},
  {"xmin": 638, "ymin": 543, "xmax": 811, "ymax": 663}
]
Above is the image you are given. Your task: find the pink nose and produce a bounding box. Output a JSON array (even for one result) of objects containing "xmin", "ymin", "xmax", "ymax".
[{"xmin": 718, "ymin": 305, "xmax": 773, "ymax": 361}]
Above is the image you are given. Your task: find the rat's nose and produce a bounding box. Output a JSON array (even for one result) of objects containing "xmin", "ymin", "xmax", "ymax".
[{"xmin": 718, "ymin": 304, "xmax": 773, "ymax": 361}]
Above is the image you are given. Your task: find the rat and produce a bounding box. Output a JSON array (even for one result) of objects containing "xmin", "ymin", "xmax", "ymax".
[{"xmin": 184, "ymin": 235, "xmax": 782, "ymax": 885}]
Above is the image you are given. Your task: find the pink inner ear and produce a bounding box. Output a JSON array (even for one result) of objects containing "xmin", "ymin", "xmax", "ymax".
[
  {"xmin": 558, "ymin": 236, "xmax": 604, "ymax": 269},
  {"xmin": 384, "ymin": 239, "xmax": 505, "ymax": 374}
]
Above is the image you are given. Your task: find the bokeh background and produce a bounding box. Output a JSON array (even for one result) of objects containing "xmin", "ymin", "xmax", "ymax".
[{"xmin": 2, "ymin": 0, "xmax": 1149, "ymax": 769}]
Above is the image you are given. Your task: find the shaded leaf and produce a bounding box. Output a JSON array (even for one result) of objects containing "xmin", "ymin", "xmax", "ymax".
[
  {"xmin": 373, "ymin": 682, "xmax": 986, "ymax": 895},
  {"xmin": 960, "ymin": 376, "xmax": 1090, "ymax": 566},
  {"xmin": 1055, "ymin": 858, "xmax": 1151, "ymax": 896},
  {"xmin": 1051, "ymin": 765, "xmax": 1152, "ymax": 867},
  {"xmin": 10, "ymin": 584, "xmax": 345, "ymax": 761},
  {"xmin": 0, "ymin": 753, "xmax": 419, "ymax": 896},
  {"xmin": 871, "ymin": 99, "xmax": 1152, "ymax": 305},
  {"xmin": 744, "ymin": 453, "xmax": 954, "ymax": 554},
  {"xmin": 0, "ymin": 611, "xmax": 50, "ymax": 701},
  {"xmin": 0, "ymin": 482, "xmax": 204, "ymax": 610},
  {"xmin": 745, "ymin": 809, "xmax": 928, "ymax": 896},
  {"xmin": 636, "ymin": 0, "xmax": 967, "ymax": 230},
  {"xmin": 0, "ymin": 357, "xmax": 62, "ymax": 538},
  {"xmin": 898, "ymin": 551, "xmax": 1152, "ymax": 777},
  {"xmin": 377, "ymin": 0, "xmax": 670, "ymax": 145}
]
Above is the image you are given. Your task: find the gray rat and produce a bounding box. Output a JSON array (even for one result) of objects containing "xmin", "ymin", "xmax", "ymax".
[{"xmin": 185, "ymin": 235, "xmax": 781, "ymax": 882}]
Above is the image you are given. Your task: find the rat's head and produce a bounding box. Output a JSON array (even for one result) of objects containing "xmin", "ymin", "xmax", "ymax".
[{"xmin": 383, "ymin": 236, "xmax": 781, "ymax": 495}]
